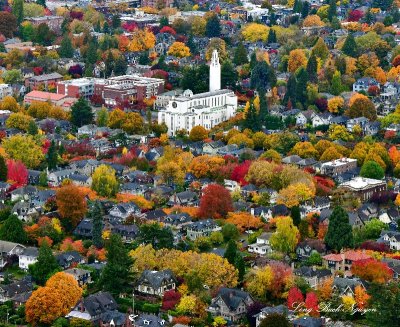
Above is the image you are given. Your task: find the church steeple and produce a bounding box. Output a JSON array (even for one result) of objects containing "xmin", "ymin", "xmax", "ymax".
[{"xmin": 209, "ymin": 50, "xmax": 221, "ymax": 92}]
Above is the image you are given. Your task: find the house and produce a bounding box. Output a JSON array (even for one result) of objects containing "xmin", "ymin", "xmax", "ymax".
[
  {"xmin": 294, "ymin": 266, "xmax": 331, "ymax": 289},
  {"xmin": 65, "ymin": 268, "xmax": 92, "ymax": 286},
  {"xmin": 207, "ymin": 288, "xmax": 254, "ymax": 322},
  {"xmin": 0, "ymin": 279, "xmax": 32, "ymax": 303},
  {"xmin": 323, "ymin": 250, "xmax": 371, "ymax": 274},
  {"xmin": 112, "ymin": 224, "xmax": 139, "ymax": 243},
  {"xmin": 338, "ymin": 177, "xmax": 387, "ymax": 201},
  {"xmin": 255, "ymin": 305, "xmax": 292, "ymax": 327},
  {"xmin": 332, "ymin": 277, "xmax": 366, "ymax": 296},
  {"xmin": 300, "ymin": 196, "xmax": 331, "ymax": 217},
  {"xmin": 0, "ymin": 240, "xmax": 25, "ymax": 269},
  {"xmin": 26, "ymin": 72, "xmax": 63, "ymax": 90},
  {"xmin": 168, "ymin": 191, "xmax": 197, "ymax": 206},
  {"xmin": 312, "ymin": 113, "xmax": 332, "ymax": 127},
  {"xmin": 186, "ymin": 219, "xmax": 221, "ymax": 240},
  {"xmin": 346, "ymin": 117, "xmax": 369, "ymax": 132},
  {"xmin": 353, "ymin": 77, "xmax": 379, "ymax": 92},
  {"xmin": 67, "ymin": 291, "xmax": 121, "ymax": 324},
  {"xmin": 47, "ymin": 169, "xmax": 75, "ymax": 186},
  {"xmin": 247, "ymin": 233, "xmax": 273, "ymax": 255},
  {"xmin": 378, "ymin": 230, "xmax": 400, "ymax": 250},
  {"xmin": 320, "ymin": 158, "xmax": 358, "ymax": 177},
  {"xmin": 133, "ymin": 314, "xmax": 167, "ymax": 327},
  {"xmin": 163, "ymin": 213, "xmax": 192, "ymax": 229},
  {"xmin": 296, "ymin": 239, "xmax": 326, "ymax": 261},
  {"xmin": 295, "ymin": 110, "xmax": 316, "ymax": 127},
  {"xmin": 135, "ymin": 270, "xmax": 177, "ymax": 296},
  {"xmin": 74, "ymin": 219, "xmax": 94, "ymax": 238},
  {"xmin": 12, "ymin": 201, "xmax": 39, "ymax": 222},
  {"xmin": 56, "ymin": 251, "xmax": 85, "ymax": 269},
  {"xmin": 109, "ymin": 202, "xmax": 142, "ymax": 222},
  {"xmin": 18, "ymin": 247, "xmax": 38, "ymax": 271},
  {"xmin": 292, "ymin": 317, "xmax": 324, "ymax": 327}
]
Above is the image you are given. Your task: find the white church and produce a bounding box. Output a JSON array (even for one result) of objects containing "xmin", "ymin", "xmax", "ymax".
[{"xmin": 158, "ymin": 50, "xmax": 238, "ymax": 136}]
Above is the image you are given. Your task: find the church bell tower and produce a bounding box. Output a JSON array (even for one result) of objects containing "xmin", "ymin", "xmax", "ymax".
[{"xmin": 209, "ymin": 50, "xmax": 221, "ymax": 92}]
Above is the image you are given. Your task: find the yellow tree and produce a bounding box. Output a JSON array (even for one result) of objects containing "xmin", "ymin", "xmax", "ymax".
[
  {"xmin": 0, "ymin": 95, "xmax": 20, "ymax": 112},
  {"xmin": 241, "ymin": 23, "xmax": 269, "ymax": 42},
  {"xmin": 108, "ymin": 109, "xmax": 126, "ymax": 129},
  {"xmin": 288, "ymin": 49, "xmax": 307, "ymax": 73},
  {"xmin": 121, "ymin": 112, "xmax": 143, "ymax": 134},
  {"xmin": 91, "ymin": 165, "xmax": 119, "ymax": 197},
  {"xmin": 270, "ymin": 216, "xmax": 299, "ymax": 253},
  {"xmin": 246, "ymin": 265, "xmax": 274, "ymax": 298},
  {"xmin": 290, "ymin": 142, "xmax": 319, "ymax": 159},
  {"xmin": 6, "ymin": 112, "xmax": 34, "ymax": 131},
  {"xmin": 3, "ymin": 134, "xmax": 44, "ymax": 168},
  {"xmin": 129, "ymin": 28, "xmax": 156, "ymax": 52},
  {"xmin": 190, "ymin": 16, "xmax": 206, "ymax": 36},
  {"xmin": 189, "ymin": 126, "xmax": 208, "ymax": 141},
  {"xmin": 320, "ymin": 147, "xmax": 342, "ymax": 161},
  {"xmin": 277, "ymin": 183, "xmax": 315, "ymax": 208},
  {"xmin": 205, "ymin": 38, "xmax": 227, "ymax": 61},
  {"xmin": 157, "ymin": 161, "xmax": 184, "ymax": 186},
  {"xmin": 168, "ymin": 42, "xmax": 191, "ymax": 58},
  {"xmin": 328, "ymin": 124, "xmax": 353, "ymax": 141},
  {"xmin": 327, "ymin": 96, "xmax": 344, "ymax": 114},
  {"xmin": 228, "ymin": 133, "xmax": 254, "ymax": 149},
  {"xmin": 303, "ymin": 15, "xmax": 325, "ymax": 27}
]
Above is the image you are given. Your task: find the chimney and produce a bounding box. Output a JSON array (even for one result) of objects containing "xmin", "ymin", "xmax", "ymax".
[
  {"xmin": 312, "ymin": 265, "xmax": 316, "ymax": 272},
  {"xmin": 80, "ymin": 297, "xmax": 84, "ymax": 312},
  {"xmin": 250, "ymin": 208, "xmax": 255, "ymax": 216}
]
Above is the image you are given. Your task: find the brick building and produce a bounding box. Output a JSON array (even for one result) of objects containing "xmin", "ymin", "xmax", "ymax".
[
  {"xmin": 26, "ymin": 73, "xmax": 63, "ymax": 91},
  {"xmin": 320, "ymin": 158, "xmax": 358, "ymax": 177},
  {"xmin": 338, "ymin": 177, "xmax": 387, "ymax": 201},
  {"xmin": 26, "ymin": 16, "xmax": 64, "ymax": 34},
  {"xmin": 57, "ymin": 78, "xmax": 105, "ymax": 100},
  {"xmin": 141, "ymin": 0, "xmax": 174, "ymax": 8}
]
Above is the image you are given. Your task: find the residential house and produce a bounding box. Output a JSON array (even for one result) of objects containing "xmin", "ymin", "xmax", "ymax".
[
  {"xmin": 378, "ymin": 230, "xmax": 400, "ymax": 250},
  {"xmin": 300, "ymin": 196, "xmax": 331, "ymax": 217},
  {"xmin": 295, "ymin": 110, "xmax": 315, "ymax": 127},
  {"xmin": 12, "ymin": 201, "xmax": 39, "ymax": 222},
  {"xmin": 292, "ymin": 317, "xmax": 324, "ymax": 327},
  {"xmin": 135, "ymin": 270, "xmax": 177, "ymax": 296},
  {"xmin": 332, "ymin": 277, "xmax": 366, "ymax": 296},
  {"xmin": 247, "ymin": 233, "xmax": 273, "ymax": 255},
  {"xmin": 47, "ymin": 169, "xmax": 75, "ymax": 186},
  {"xmin": 18, "ymin": 247, "xmax": 38, "ymax": 271},
  {"xmin": 65, "ymin": 268, "xmax": 92, "ymax": 286},
  {"xmin": 26, "ymin": 72, "xmax": 63, "ymax": 90},
  {"xmin": 323, "ymin": 250, "xmax": 371, "ymax": 274},
  {"xmin": 353, "ymin": 77, "xmax": 379, "ymax": 92},
  {"xmin": 296, "ymin": 239, "xmax": 326, "ymax": 261},
  {"xmin": 168, "ymin": 191, "xmax": 197, "ymax": 206},
  {"xmin": 0, "ymin": 241, "xmax": 25, "ymax": 269},
  {"xmin": 186, "ymin": 219, "xmax": 221, "ymax": 240},
  {"xmin": 312, "ymin": 112, "xmax": 333, "ymax": 127},
  {"xmin": 57, "ymin": 251, "xmax": 85, "ymax": 269},
  {"xmin": 74, "ymin": 219, "xmax": 94, "ymax": 238},
  {"xmin": 163, "ymin": 213, "xmax": 192, "ymax": 229},
  {"xmin": 0, "ymin": 279, "xmax": 32, "ymax": 303},
  {"xmin": 346, "ymin": 117, "xmax": 369, "ymax": 132},
  {"xmin": 112, "ymin": 224, "xmax": 139, "ymax": 243},
  {"xmin": 294, "ymin": 266, "xmax": 331, "ymax": 289},
  {"xmin": 255, "ymin": 305, "xmax": 292, "ymax": 327},
  {"xmin": 133, "ymin": 314, "xmax": 167, "ymax": 327},
  {"xmin": 207, "ymin": 288, "xmax": 254, "ymax": 322},
  {"xmin": 109, "ymin": 202, "xmax": 142, "ymax": 223}
]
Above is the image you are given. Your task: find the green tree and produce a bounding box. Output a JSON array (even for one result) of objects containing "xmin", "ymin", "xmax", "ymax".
[
  {"xmin": 306, "ymin": 252, "xmax": 322, "ymax": 266},
  {"xmin": 222, "ymin": 223, "xmax": 239, "ymax": 242},
  {"xmin": 342, "ymin": 34, "xmax": 358, "ymax": 57},
  {"xmin": 312, "ymin": 38, "xmax": 329, "ymax": 61},
  {"xmin": 28, "ymin": 241, "xmax": 61, "ymax": 285},
  {"xmin": 328, "ymin": 0, "xmax": 337, "ymax": 21},
  {"xmin": 259, "ymin": 91, "xmax": 268, "ymax": 123},
  {"xmin": 224, "ymin": 240, "xmax": 237, "ymax": 265},
  {"xmin": 91, "ymin": 165, "xmax": 119, "ymax": 198},
  {"xmin": 71, "ymin": 97, "xmax": 93, "ymax": 127},
  {"xmin": 221, "ymin": 60, "xmax": 238, "ymax": 89},
  {"xmin": 267, "ymin": 29, "xmax": 277, "ymax": 43},
  {"xmin": 205, "ymin": 14, "xmax": 221, "ymax": 37},
  {"xmin": 0, "ymin": 156, "xmax": 6, "ymax": 182},
  {"xmin": 259, "ymin": 314, "xmax": 291, "ymax": 327},
  {"xmin": 295, "ymin": 67, "xmax": 308, "ymax": 105},
  {"xmin": 46, "ymin": 140, "xmax": 58, "ymax": 170},
  {"xmin": 284, "ymin": 74, "xmax": 297, "ymax": 105},
  {"xmin": 96, "ymin": 107, "xmax": 109, "ymax": 126},
  {"xmin": 86, "ymin": 39, "xmax": 98, "ymax": 65},
  {"xmin": 159, "ymin": 16, "xmax": 169, "ymax": 28},
  {"xmin": 360, "ymin": 161, "xmax": 385, "ymax": 179},
  {"xmin": 234, "ymin": 41, "xmax": 248, "ymax": 65},
  {"xmin": 12, "ymin": 0, "xmax": 23, "ymax": 24},
  {"xmin": 331, "ymin": 70, "xmax": 343, "ymax": 96},
  {"xmin": 114, "ymin": 56, "xmax": 127, "ymax": 76},
  {"xmin": 39, "ymin": 171, "xmax": 48, "ymax": 187},
  {"xmin": 59, "ymin": 34, "xmax": 74, "ymax": 58},
  {"xmin": 325, "ymin": 206, "xmax": 354, "ymax": 252},
  {"xmin": 235, "ymin": 254, "xmax": 245, "ymax": 282},
  {"xmin": 138, "ymin": 223, "xmax": 174, "ymax": 249},
  {"xmin": 270, "ymin": 216, "xmax": 299, "ymax": 254},
  {"xmin": 36, "ymin": 0, "xmax": 46, "ymax": 7},
  {"xmin": 244, "ymin": 101, "xmax": 261, "ymax": 131},
  {"xmin": 290, "ymin": 206, "xmax": 301, "ymax": 226},
  {"xmin": 89, "ymin": 201, "xmax": 103, "ymax": 248},
  {"xmin": 100, "ymin": 234, "xmax": 134, "ymax": 296},
  {"xmin": 251, "ymin": 61, "xmax": 277, "ymax": 93},
  {"xmin": 0, "ymin": 214, "xmax": 27, "ymax": 243}
]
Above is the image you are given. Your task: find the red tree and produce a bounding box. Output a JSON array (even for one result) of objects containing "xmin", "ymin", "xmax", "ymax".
[
  {"xmin": 231, "ymin": 160, "xmax": 251, "ymax": 185},
  {"xmin": 351, "ymin": 258, "xmax": 393, "ymax": 283},
  {"xmin": 392, "ymin": 55, "xmax": 400, "ymax": 67},
  {"xmin": 287, "ymin": 287, "xmax": 304, "ymax": 310},
  {"xmin": 7, "ymin": 160, "xmax": 28, "ymax": 186},
  {"xmin": 368, "ymin": 85, "xmax": 380, "ymax": 96},
  {"xmin": 160, "ymin": 26, "xmax": 176, "ymax": 35},
  {"xmin": 305, "ymin": 292, "xmax": 319, "ymax": 317},
  {"xmin": 198, "ymin": 184, "xmax": 233, "ymax": 218},
  {"xmin": 161, "ymin": 290, "xmax": 181, "ymax": 310},
  {"xmin": 348, "ymin": 10, "xmax": 363, "ymax": 22}
]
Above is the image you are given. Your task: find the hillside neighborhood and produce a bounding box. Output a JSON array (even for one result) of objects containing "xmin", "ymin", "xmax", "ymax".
[{"xmin": 0, "ymin": 0, "xmax": 399, "ymax": 326}]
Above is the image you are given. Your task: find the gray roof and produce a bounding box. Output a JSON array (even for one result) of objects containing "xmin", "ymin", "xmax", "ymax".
[
  {"xmin": 137, "ymin": 270, "xmax": 176, "ymax": 289},
  {"xmin": 30, "ymin": 72, "xmax": 63, "ymax": 82},
  {"xmin": 213, "ymin": 288, "xmax": 252, "ymax": 311}
]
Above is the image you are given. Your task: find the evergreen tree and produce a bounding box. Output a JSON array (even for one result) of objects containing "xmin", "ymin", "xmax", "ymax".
[
  {"xmin": 138, "ymin": 223, "xmax": 174, "ymax": 250},
  {"xmin": 28, "ymin": 121, "xmax": 38, "ymax": 135},
  {"xmin": 244, "ymin": 102, "xmax": 261, "ymax": 131},
  {"xmin": 104, "ymin": 51, "xmax": 114, "ymax": 78},
  {"xmin": 36, "ymin": 0, "xmax": 46, "ymax": 7},
  {"xmin": 250, "ymin": 61, "xmax": 277, "ymax": 93},
  {"xmin": 205, "ymin": 14, "xmax": 221, "ymax": 37},
  {"xmin": 312, "ymin": 38, "xmax": 329, "ymax": 61},
  {"xmin": 59, "ymin": 34, "xmax": 74, "ymax": 58},
  {"xmin": 295, "ymin": 67, "xmax": 308, "ymax": 105},
  {"xmin": 293, "ymin": 0, "xmax": 303, "ymax": 13},
  {"xmin": 306, "ymin": 53, "xmax": 318, "ymax": 83},
  {"xmin": 267, "ymin": 29, "xmax": 277, "ymax": 43},
  {"xmin": 0, "ymin": 214, "xmax": 27, "ymax": 244},
  {"xmin": 328, "ymin": 0, "xmax": 337, "ymax": 21},
  {"xmin": 86, "ymin": 39, "xmax": 98, "ymax": 65},
  {"xmin": 102, "ymin": 21, "xmax": 110, "ymax": 34},
  {"xmin": 159, "ymin": 16, "xmax": 169, "ymax": 28},
  {"xmin": 342, "ymin": 34, "xmax": 358, "ymax": 57},
  {"xmin": 290, "ymin": 206, "xmax": 301, "ymax": 226},
  {"xmin": 325, "ymin": 206, "xmax": 354, "ymax": 252},
  {"xmin": 221, "ymin": 60, "xmax": 238, "ymax": 89},
  {"xmin": 259, "ymin": 90, "xmax": 268, "ymax": 123},
  {"xmin": 12, "ymin": 0, "xmax": 23, "ymax": 25},
  {"xmin": 112, "ymin": 15, "xmax": 121, "ymax": 29},
  {"xmin": 233, "ymin": 42, "xmax": 248, "ymax": 65},
  {"xmin": 46, "ymin": 140, "xmax": 58, "ymax": 170},
  {"xmin": 61, "ymin": 17, "xmax": 70, "ymax": 34},
  {"xmin": 187, "ymin": 34, "xmax": 197, "ymax": 55},
  {"xmin": 90, "ymin": 201, "xmax": 103, "ymax": 248},
  {"xmin": 250, "ymin": 52, "xmax": 257, "ymax": 70},
  {"xmin": 28, "ymin": 241, "xmax": 60, "ymax": 285},
  {"xmin": 100, "ymin": 234, "xmax": 134, "ymax": 296},
  {"xmin": 39, "ymin": 171, "xmax": 48, "ymax": 187},
  {"xmin": 235, "ymin": 254, "xmax": 245, "ymax": 282},
  {"xmin": 301, "ymin": 1, "xmax": 310, "ymax": 18},
  {"xmin": 71, "ymin": 97, "xmax": 94, "ymax": 127},
  {"xmin": 0, "ymin": 156, "xmax": 7, "ymax": 182},
  {"xmin": 138, "ymin": 51, "xmax": 150, "ymax": 65},
  {"xmin": 364, "ymin": 9, "xmax": 374, "ymax": 24},
  {"xmin": 331, "ymin": 71, "xmax": 343, "ymax": 96},
  {"xmin": 224, "ymin": 240, "xmax": 238, "ymax": 265},
  {"xmin": 284, "ymin": 74, "xmax": 297, "ymax": 105},
  {"xmin": 259, "ymin": 314, "xmax": 291, "ymax": 327},
  {"xmin": 114, "ymin": 56, "xmax": 127, "ymax": 75}
]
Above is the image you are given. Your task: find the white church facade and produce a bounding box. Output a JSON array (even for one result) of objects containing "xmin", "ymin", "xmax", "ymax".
[{"xmin": 158, "ymin": 50, "xmax": 238, "ymax": 136}]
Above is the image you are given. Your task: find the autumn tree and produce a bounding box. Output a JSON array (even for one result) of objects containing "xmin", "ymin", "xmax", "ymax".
[
  {"xmin": 287, "ymin": 287, "xmax": 304, "ymax": 310},
  {"xmin": 189, "ymin": 125, "xmax": 208, "ymax": 141},
  {"xmin": 28, "ymin": 241, "xmax": 61, "ymax": 285},
  {"xmin": 277, "ymin": 183, "xmax": 315, "ymax": 208},
  {"xmin": 0, "ymin": 12, "xmax": 18, "ymax": 38},
  {"xmin": 345, "ymin": 93, "xmax": 377, "ymax": 120},
  {"xmin": 305, "ymin": 292, "xmax": 319, "ymax": 317},
  {"xmin": 288, "ymin": 49, "xmax": 307, "ymax": 73},
  {"xmin": 270, "ymin": 217, "xmax": 299, "ymax": 254},
  {"xmin": 3, "ymin": 134, "xmax": 44, "ymax": 168},
  {"xmin": 241, "ymin": 23, "xmax": 269, "ymax": 42},
  {"xmin": 168, "ymin": 41, "xmax": 190, "ymax": 58},
  {"xmin": 325, "ymin": 206, "xmax": 354, "ymax": 252},
  {"xmin": 129, "ymin": 28, "xmax": 156, "ymax": 51},
  {"xmin": 100, "ymin": 234, "xmax": 134, "ymax": 295},
  {"xmin": 91, "ymin": 165, "xmax": 119, "ymax": 197},
  {"xmin": 189, "ymin": 155, "xmax": 225, "ymax": 178},
  {"xmin": 354, "ymin": 285, "xmax": 369, "ymax": 310},
  {"xmin": 7, "ymin": 160, "xmax": 28, "ymax": 185},
  {"xmin": 198, "ymin": 184, "xmax": 233, "ymax": 218},
  {"xmin": 56, "ymin": 184, "xmax": 87, "ymax": 229},
  {"xmin": 226, "ymin": 212, "xmax": 264, "ymax": 232},
  {"xmin": 6, "ymin": 112, "xmax": 34, "ymax": 131},
  {"xmin": 303, "ymin": 15, "xmax": 325, "ymax": 27},
  {"xmin": 351, "ymin": 259, "xmax": 393, "ymax": 283}
]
